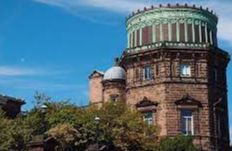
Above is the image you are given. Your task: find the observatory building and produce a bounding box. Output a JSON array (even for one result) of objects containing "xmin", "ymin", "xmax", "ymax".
[{"xmin": 89, "ymin": 4, "xmax": 230, "ymax": 151}]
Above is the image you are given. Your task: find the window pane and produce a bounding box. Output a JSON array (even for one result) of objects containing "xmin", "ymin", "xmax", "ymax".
[
  {"xmin": 144, "ymin": 112, "xmax": 153, "ymax": 125},
  {"xmin": 181, "ymin": 118, "xmax": 186, "ymax": 134},
  {"xmin": 187, "ymin": 118, "xmax": 192, "ymax": 134},
  {"xmin": 195, "ymin": 25, "xmax": 199, "ymax": 43},
  {"xmin": 181, "ymin": 110, "xmax": 193, "ymax": 135},
  {"xmin": 202, "ymin": 25, "xmax": 206, "ymax": 43},
  {"xmin": 179, "ymin": 23, "xmax": 185, "ymax": 42},
  {"xmin": 172, "ymin": 23, "xmax": 177, "ymax": 41},
  {"xmin": 148, "ymin": 26, "xmax": 152, "ymax": 44},
  {"xmin": 188, "ymin": 24, "xmax": 193, "ymax": 42},
  {"xmin": 143, "ymin": 66, "xmax": 153, "ymax": 80},
  {"xmin": 156, "ymin": 25, "xmax": 160, "ymax": 42},
  {"xmin": 181, "ymin": 109, "xmax": 192, "ymax": 116},
  {"xmin": 142, "ymin": 27, "xmax": 149, "ymax": 45},
  {"xmin": 180, "ymin": 64, "xmax": 191, "ymax": 77},
  {"xmin": 163, "ymin": 24, "xmax": 169, "ymax": 41},
  {"xmin": 137, "ymin": 29, "xmax": 140, "ymax": 46}
]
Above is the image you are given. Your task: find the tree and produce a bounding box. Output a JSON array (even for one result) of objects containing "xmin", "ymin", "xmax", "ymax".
[
  {"xmin": 0, "ymin": 93, "xmax": 199, "ymax": 151},
  {"xmin": 48, "ymin": 123, "xmax": 83, "ymax": 150},
  {"xmin": 46, "ymin": 102, "xmax": 159, "ymax": 151},
  {"xmin": 159, "ymin": 135, "xmax": 199, "ymax": 151},
  {"xmin": 0, "ymin": 110, "xmax": 38, "ymax": 151}
]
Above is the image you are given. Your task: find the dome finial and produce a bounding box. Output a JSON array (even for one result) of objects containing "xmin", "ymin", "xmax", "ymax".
[{"xmin": 114, "ymin": 57, "xmax": 119, "ymax": 66}]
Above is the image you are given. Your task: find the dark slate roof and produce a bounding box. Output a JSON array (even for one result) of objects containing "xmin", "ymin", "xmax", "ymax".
[
  {"xmin": 89, "ymin": 70, "xmax": 104, "ymax": 79},
  {"xmin": 0, "ymin": 94, "xmax": 25, "ymax": 105}
]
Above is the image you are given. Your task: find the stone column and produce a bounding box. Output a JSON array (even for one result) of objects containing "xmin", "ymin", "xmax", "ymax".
[
  {"xmin": 127, "ymin": 33, "xmax": 130, "ymax": 48},
  {"xmin": 168, "ymin": 22, "xmax": 172, "ymax": 41},
  {"xmin": 205, "ymin": 24, "xmax": 208, "ymax": 43},
  {"xmin": 134, "ymin": 30, "xmax": 137, "ymax": 47},
  {"xmin": 199, "ymin": 21, "xmax": 202, "ymax": 43},
  {"xmin": 152, "ymin": 25, "xmax": 156, "ymax": 43},
  {"xmin": 139, "ymin": 28, "xmax": 142, "ymax": 46},
  {"xmin": 130, "ymin": 32, "xmax": 133, "ymax": 48},
  {"xmin": 209, "ymin": 30, "xmax": 213, "ymax": 45},
  {"xmin": 160, "ymin": 23, "xmax": 163, "ymax": 41},
  {"xmin": 176, "ymin": 21, "xmax": 180, "ymax": 42},
  {"xmin": 192, "ymin": 21, "xmax": 195, "ymax": 42},
  {"xmin": 185, "ymin": 21, "xmax": 188, "ymax": 42}
]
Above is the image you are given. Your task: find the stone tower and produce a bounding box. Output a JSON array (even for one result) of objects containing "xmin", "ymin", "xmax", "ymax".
[{"xmin": 89, "ymin": 4, "xmax": 230, "ymax": 151}]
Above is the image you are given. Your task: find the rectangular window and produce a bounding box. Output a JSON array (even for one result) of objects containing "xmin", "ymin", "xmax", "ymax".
[
  {"xmin": 207, "ymin": 28, "xmax": 211, "ymax": 44},
  {"xmin": 144, "ymin": 112, "xmax": 154, "ymax": 125},
  {"xmin": 110, "ymin": 94, "xmax": 119, "ymax": 102},
  {"xmin": 163, "ymin": 24, "xmax": 169, "ymax": 41},
  {"xmin": 142, "ymin": 27, "xmax": 149, "ymax": 45},
  {"xmin": 172, "ymin": 23, "xmax": 177, "ymax": 41},
  {"xmin": 180, "ymin": 64, "xmax": 191, "ymax": 77},
  {"xmin": 181, "ymin": 110, "xmax": 194, "ymax": 135},
  {"xmin": 156, "ymin": 25, "xmax": 160, "ymax": 42},
  {"xmin": 195, "ymin": 25, "xmax": 200, "ymax": 43},
  {"xmin": 148, "ymin": 26, "xmax": 153, "ymax": 44},
  {"xmin": 137, "ymin": 30, "xmax": 140, "ymax": 46},
  {"xmin": 201, "ymin": 25, "xmax": 206, "ymax": 43},
  {"xmin": 179, "ymin": 23, "xmax": 185, "ymax": 42},
  {"xmin": 143, "ymin": 66, "xmax": 153, "ymax": 80},
  {"xmin": 188, "ymin": 24, "xmax": 193, "ymax": 42}
]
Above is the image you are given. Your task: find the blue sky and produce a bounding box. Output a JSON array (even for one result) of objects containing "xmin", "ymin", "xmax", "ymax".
[{"xmin": 1, "ymin": 0, "xmax": 232, "ymax": 136}]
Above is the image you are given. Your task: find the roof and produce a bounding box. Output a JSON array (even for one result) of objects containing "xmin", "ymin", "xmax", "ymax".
[
  {"xmin": 103, "ymin": 66, "xmax": 126, "ymax": 80},
  {"xmin": 127, "ymin": 3, "xmax": 217, "ymax": 21},
  {"xmin": 89, "ymin": 70, "xmax": 104, "ymax": 79},
  {"xmin": 0, "ymin": 94, "xmax": 25, "ymax": 105}
]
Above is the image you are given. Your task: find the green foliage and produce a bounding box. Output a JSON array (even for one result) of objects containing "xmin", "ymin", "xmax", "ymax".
[
  {"xmin": 0, "ymin": 93, "xmax": 199, "ymax": 151},
  {"xmin": 0, "ymin": 112, "xmax": 36, "ymax": 151},
  {"xmin": 97, "ymin": 102, "xmax": 158, "ymax": 151},
  {"xmin": 159, "ymin": 135, "xmax": 199, "ymax": 151},
  {"xmin": 46, "ymin": 102, "xmax": 82, "ymax": 126},
  {"xmin": 48, "ymin": 123, "xmax": 86, "ymax": 150}
]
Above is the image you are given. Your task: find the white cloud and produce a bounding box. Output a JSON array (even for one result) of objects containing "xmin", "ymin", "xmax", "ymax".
[
  {"xmin": 33, "ymin": 0, "xmax": 147, "ymax": 13},
  {"xmin": 0, "ymin": 66, "xmax": 41, "ymax": 76},
  {"xmin": 206, "ymin": 1, "xmax": 232, "ymax": 46},
  {"xmin": 79, "ymin": 0, "xmax": 146, "ymax": 13},
  {"xmin": 32, "ymin": 0, "xmax": 232, "ymax": 45},
  {"xmin": 0, "ymin": 66, "xmax": 70, "ymax": 76}
]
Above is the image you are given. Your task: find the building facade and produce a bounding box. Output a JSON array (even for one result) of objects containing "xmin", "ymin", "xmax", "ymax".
[
  {"xmin": 0, "ymin": 94, "xmax": 25, "ymax": 118},
  {"xmin": 89, "ymin": 4, "xmax": 230, "ymax": 151}
]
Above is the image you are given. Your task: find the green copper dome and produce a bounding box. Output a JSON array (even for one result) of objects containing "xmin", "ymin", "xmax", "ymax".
[{"xmin": 125, "ymin": 4, "xmax": 218, "ymax": 53}]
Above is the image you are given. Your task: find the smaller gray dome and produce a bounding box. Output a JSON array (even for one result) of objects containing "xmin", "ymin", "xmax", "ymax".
[{"xmin": 103, "ymin": 66, "xmax": 126, "ymax": 80}]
